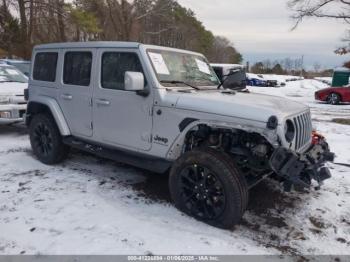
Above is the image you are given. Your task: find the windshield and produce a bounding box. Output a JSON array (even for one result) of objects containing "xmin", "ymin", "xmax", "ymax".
[
  {"xmin": 147, "ymin": 49, "xmax": 220, "ymax": 88},
  {"xmin": 0, "ymin": 66, "xmax": 28, "ymax": 83},
  {"xmin": 9, "ymin": 62, "xmax": 31, "ymax": 76}
]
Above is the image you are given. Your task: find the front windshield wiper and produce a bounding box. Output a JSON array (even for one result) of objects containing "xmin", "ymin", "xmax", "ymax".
[{"xmin": 160, "ymin": 80, "xmax": 200, "ymax": 90}]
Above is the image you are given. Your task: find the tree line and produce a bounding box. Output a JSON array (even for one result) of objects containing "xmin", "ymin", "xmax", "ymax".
[
  {"xmin": 249, "ymin": 58, "xmax": 332, "ymax": 77},
  {"xmin": 250, "ymin": 58, "xmax": 304, "ymax": 75},
  {"xmin": 0, "ymin": 0, "xmax": 242, "ymax": 63}
]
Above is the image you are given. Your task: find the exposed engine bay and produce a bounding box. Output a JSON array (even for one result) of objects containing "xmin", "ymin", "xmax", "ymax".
[{"xmin": 184, "ymin": 125, "xmax": 334, "ymax": 191}]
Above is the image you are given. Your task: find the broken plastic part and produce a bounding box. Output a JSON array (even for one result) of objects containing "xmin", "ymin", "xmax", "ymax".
[{"xmin": 270, "ymin": 143, "xmax": 334, "ymax": 190}]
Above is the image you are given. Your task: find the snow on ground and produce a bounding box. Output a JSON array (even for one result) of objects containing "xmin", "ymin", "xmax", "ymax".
[
  {"xmin": 260, "ymin": 74, "xmax": 304, "ymax": 83},
  {"xmin": 0, "ymin": 79, "xmax": 349, "ymax": 256},
  {"xmin": 314, "ymin": 77, "xmax": 332, "ymax": 85}
]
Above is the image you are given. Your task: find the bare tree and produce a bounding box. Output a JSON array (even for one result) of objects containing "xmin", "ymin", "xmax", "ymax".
[
  {"xmin": 207, "ymin": 36, "xmax": 242, "ymax": 64},
  {"xmin": 313, "ymin": 62, "xmax": 322, "ymax": 72},
  {"xmin": 283, "ymin": 58, "xmax": 293, "ymax": 73},
  {"xmin": 288, "ymin": 0, "xmax": 350, "ymax": 29},
  {"xmin": 335, "ymin": 29, "xmax": 350, "ymax": 54},
  {"xmin": 288, "ymin": 0, "xmax": 350, "ymax": 54},
  {"xmin": 262, "ymin": 59, "xmax": 272, "ymax": 72},
  {"xmin": 0, "ymin": 0, "xmax": 243, "ymax": 61}
]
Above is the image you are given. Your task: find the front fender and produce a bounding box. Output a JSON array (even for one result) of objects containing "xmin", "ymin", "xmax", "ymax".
[
  {"xmin": 166, "ymin": 119, "xmax": 279, "ymax": 160},
  {"xmin": 27, "ymin": 96, "xmax": 71, "ymax": 136}
]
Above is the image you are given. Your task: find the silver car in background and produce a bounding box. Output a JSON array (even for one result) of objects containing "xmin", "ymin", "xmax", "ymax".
[
  {"xmin": 0, "ymin": 64, "xmax": 28, "ymax": 124},
  {"xmin": 0, "ymin": 59, "xmax": 31, "ymax": 77}
]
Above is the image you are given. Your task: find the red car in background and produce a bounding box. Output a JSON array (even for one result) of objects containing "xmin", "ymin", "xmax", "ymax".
[{"xmin": 315, "ymin": 85, "xmax": 350, "ymax": 105}]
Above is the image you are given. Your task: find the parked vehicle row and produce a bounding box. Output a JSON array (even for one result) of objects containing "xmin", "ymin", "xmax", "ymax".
[
  {"xmin": 246, "ymin": 73, "xmax": 267, "ymax": 87},
  {"xmin": 23, "ymin": 42, "xmax": 334, "ymax": 229},
  {"xmin": 285, "ymin": 76, "xmax": 304, "ymax": 82},
  {"xmin": 258, "ymin": 74, "xmax": 286, "ymax": 87},
  {"xmin": 0, "ymin": 64, "xmax": 28, "ymax": 124},
  {"xmin": 211, "ymin": 64, "xmax": 287, "ymax": 88},
  {"xmin": 0, "ymin": 59, "xmax": 31, "ymax": 77}
]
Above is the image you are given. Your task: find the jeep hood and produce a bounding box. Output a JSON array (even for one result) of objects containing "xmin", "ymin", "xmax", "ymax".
[{"xmin": 172, "ymin": 91, "xmax": 308, "ymax": 123}]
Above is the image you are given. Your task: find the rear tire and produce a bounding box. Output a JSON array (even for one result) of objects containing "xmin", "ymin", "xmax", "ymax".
[
  {"xmin": 169, "ymin": 148, "xmax": 248, "ymax": 229},
  {"xmin": 327, "ymin": 93, "xmax": 341, "ymax": 105},
  {"xmin": 29, "ymin": 113, "xmax": 69, "ymax": 165}
]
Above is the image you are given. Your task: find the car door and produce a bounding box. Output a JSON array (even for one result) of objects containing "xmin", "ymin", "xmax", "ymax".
[
  {"xmin": 343, "ymin": 87, "xmax": 350, "ymax": 101},
  {"xmin": 59, "ymin": 49, "xmax": 95, "ymax": 137},
  {"xmin": 92, "ymin": 49, "xmax": 153, "ymax": 151}
]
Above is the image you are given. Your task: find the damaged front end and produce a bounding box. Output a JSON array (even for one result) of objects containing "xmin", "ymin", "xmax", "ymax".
[{"xmin": 270, "ymin": 132, "xmax": 335, "ymax": 191}]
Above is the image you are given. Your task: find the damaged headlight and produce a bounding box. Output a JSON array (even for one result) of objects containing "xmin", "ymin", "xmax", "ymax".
[
  {"xmin": 284, "ymin": 119, "xmax": 295, "ymax": 142},
  {"xmin": 0, "ymin": 96, "xmax": 10, "ymax": 105}
]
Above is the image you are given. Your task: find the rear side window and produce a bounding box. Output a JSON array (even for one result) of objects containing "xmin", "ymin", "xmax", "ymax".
[
  {"xmin": 101, "ymin": 52, "xmax": 144, "ymax": 90},
  {"xmin": 33, "ymin": 52, "xmax": 58, "ymax": 82},
  {"xmin": 63, "ymin": 52, "xmax": 92, "ymax": 86}
]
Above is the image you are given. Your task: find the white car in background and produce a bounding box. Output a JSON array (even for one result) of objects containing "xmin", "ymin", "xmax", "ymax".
[
  {"xmin": 0, "ymin": 59, "xmax": 31, "ymax": 77},
  {"xmin": 0, "ymin": 64, "xmax": 28, "ymax": 124}
]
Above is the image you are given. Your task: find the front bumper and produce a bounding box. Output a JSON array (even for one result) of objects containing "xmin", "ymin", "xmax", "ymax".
[
  {"xmin": 269, "ymin": 140, "xmax": 335, "ymax": 191},
  {"xmin": 0, "ymin": 104, "xmax": 27, "ymax": 124}
]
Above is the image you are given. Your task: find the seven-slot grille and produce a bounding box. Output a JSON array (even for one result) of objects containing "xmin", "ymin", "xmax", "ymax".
[{"xmin": 293, "ymin": 111, "xmax": 312, "ymax": 151}]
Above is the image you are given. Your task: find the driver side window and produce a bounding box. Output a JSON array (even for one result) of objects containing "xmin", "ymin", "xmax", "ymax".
[{"xmin": 101, "ymin": 52, "xmax": 144, "ymax": 90}]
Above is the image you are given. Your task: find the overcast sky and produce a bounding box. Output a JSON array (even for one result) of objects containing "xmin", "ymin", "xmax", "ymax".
[{"xmin": 177, "ymin": 0, "xmax": 349, "ymax": 69}]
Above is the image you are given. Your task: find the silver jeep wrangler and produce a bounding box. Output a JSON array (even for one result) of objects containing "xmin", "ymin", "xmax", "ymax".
[{"xmin": 26, "ymin": 42, "xmax": 334, "ymax": 229}]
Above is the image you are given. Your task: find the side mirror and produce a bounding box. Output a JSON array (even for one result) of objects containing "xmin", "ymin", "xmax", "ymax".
[
  {"xmin": 223, "ymin": 69, "xmax": 247, "ymax": 90},
  {"xmin": 125, "ymin": 71, "xmax": 144, "ymax": 91}
]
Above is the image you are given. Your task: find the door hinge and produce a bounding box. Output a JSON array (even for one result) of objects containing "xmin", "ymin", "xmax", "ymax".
[
  {"xmin": 149, "ymin": 106, "xmax": 154, "ymax": 116},
  {"xmin": 89, "ymin": 98, "xmax": 93, "ymax": 107},
  {"xmin": 90, "ymin": 122, "xmax": 93, "ymax": 130}
]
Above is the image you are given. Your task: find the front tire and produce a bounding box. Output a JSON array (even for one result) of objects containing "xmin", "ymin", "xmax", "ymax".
[
  {"xmin": 327, "ymin": 93, "xmax": 341, "ymax": 105},
  {"xmin": 169, "ymin": 148, "xmax": 248, "ymax": 229},
  {"xmin": 29, "ymin": 114, "xmax": 69, "ymax": 165}
]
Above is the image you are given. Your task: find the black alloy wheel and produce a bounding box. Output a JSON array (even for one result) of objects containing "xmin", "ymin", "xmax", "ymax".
[
  {"xmin": 169, "ymin": 148, "xmax": 248, "ymax": 229},
  {"xmin": 33, "ymin": 122, "xmax": 54, "ymax": 156},
  {"xmin": 29, "ymin": 114, "xmax": 69, "ymax": 165},
  {"xmin": 179, "ymin": 164, "xmax": 226, "ymax": 220}
]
